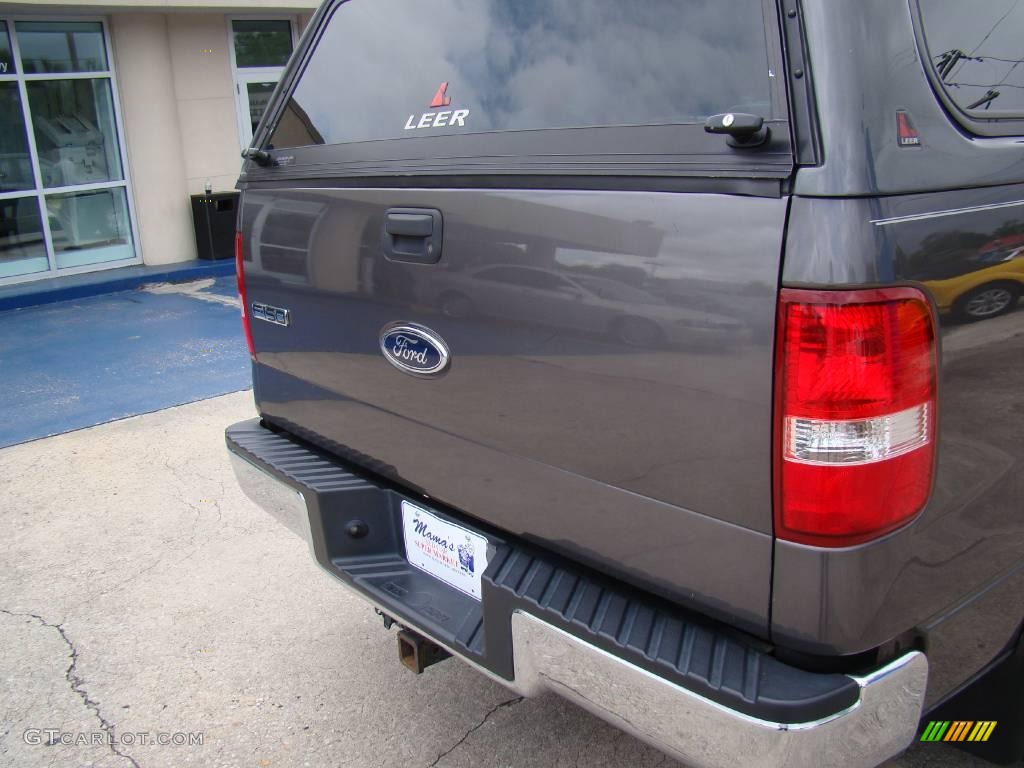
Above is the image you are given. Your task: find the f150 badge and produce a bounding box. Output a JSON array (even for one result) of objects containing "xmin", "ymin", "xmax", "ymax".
[
  {"xmin": 404, "ymin": 82, "xmax": 470, "ymax": 131},
  {"xmin": 251, "ymin": 302, "xmax": 290, "ymax": 327},
  {"xmin": 380, "ymin": 323, "xmax": 451, "ymax": 377}
]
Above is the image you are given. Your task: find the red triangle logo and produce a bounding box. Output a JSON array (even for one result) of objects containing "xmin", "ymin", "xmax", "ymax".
[
  {"xmin": 430, "ymin": 82, "xmax": 452, "ymax": 108},
  {"xmin": 897, "ymin": 110, "xmax": 921, "ymax": 147}
]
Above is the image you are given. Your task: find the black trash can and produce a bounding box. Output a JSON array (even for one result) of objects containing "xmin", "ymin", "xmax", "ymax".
[{"xmin": 190, "ymin": 192, "xmax": 239, "ymax": 260}]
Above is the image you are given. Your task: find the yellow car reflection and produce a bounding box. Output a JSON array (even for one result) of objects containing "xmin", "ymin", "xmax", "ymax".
[{"xmin": 925, "ymin": 245, "xmax": 1024, "ymax": 322}]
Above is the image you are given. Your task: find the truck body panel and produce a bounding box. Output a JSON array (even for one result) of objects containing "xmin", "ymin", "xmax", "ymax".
[
  {"xmin": 777, "ymin": 188, "xmax": 1024, "ymax": 704},
  {"xmin": 227, "ymin": 0, "xmax": 1024, "ymax": 761},
  {"xmin": 243, "ymin": 186, "xmax": 787, "ymax": 632}
]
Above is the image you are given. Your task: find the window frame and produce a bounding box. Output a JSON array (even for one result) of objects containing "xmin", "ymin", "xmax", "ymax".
[
  {"xmin": 227, "ymin": 14, "xmax": 298, "ymax": 151},
  {"xmin": 912, "ymin": 0, "xmax": 1024, "ymax": 138},
  {"xmin": 0, "ymin": 14, "xmax": 141, "ymax": 286}
]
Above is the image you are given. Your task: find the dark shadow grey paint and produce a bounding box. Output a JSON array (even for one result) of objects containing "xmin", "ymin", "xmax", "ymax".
[
  {"xmin": 795, "ymin": 0, "xmax": 1024, "ymax": 196},
  {"xmin": 777, "ymin": 189, "xmax": 1024, "ymax": 702},
  {"xmin": 242, "ymin": 187, "xmax": 785, "ymax": 634},
  {"xmin": 236, "ymin": 0, "xmax": 1024, "ymax": 715}
]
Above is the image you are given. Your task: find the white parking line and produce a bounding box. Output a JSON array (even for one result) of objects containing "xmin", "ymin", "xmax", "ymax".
[{"xmin": 142, "ymin": 279, "xmax": 240, "ymax": 309}]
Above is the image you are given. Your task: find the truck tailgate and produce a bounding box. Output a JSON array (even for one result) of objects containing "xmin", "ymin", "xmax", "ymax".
[{"xmin": 241, "ymin": 187, "xmax": 785, "ymax": 633}]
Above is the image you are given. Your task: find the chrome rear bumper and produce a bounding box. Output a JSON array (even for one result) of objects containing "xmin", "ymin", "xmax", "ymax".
[
  {"xmin": 229, "ymin": 434, "xmax": 928, "ymax": 768},
  {"xmin": 508, "ymin": 613, "xmax": 927, "ymax": 768}
]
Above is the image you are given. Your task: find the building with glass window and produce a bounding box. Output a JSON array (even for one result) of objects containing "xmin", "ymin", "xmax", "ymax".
[{"xmin": 0, "ymin": 2, "xmax": 315, "ymax": 285}]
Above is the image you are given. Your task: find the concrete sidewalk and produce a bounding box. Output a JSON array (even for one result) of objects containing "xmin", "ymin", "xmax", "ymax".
[{"xmin": 0, "ymin": 393, "xmax": 989, "ymax": 768}]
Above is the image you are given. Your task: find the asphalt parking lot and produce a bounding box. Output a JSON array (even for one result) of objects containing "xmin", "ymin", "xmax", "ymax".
[
  {"xmin": 0, "ymin": 390, "xmax": 995, "ymax": 768},
  {"xmin": 0, "ymin": 277, "xmax": 249, "ymax": 448}
]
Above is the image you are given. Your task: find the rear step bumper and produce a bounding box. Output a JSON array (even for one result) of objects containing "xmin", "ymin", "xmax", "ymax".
[{"xmin": 225, "ymin": 418, "xmax": 928, "ymax": 768}]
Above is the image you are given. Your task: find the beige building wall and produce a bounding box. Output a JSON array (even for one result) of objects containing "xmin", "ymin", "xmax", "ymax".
[
  {"xmin": 110, "ymin": 13, "xmax": 196, "ymax": 265},
  {"xmin": 110, "ymin": 8, "xmax": 311, "ymax": 265},
  {"xmin": 166, "ymin": 14, "xmax": 245, "ymax": 196}
]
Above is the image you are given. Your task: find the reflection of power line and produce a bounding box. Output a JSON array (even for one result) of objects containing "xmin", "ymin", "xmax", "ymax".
[
  {"xmin": 967, "ymin": 89, "xmax": 1000, "ymax": 109},
  {"xmin": 933, "ymin": 42, "xmax": 1024, "ymax": 109},
  {"xmin": 976, "ymin": 55, "xmax": 1024, "ymax": 64},
  {"xmin": 934, "ymin": 50, "xmax": 1024, "ymax": 97},
  {"xmin": 948, "ymin": 0, "xmax": 1020, "ymax": 80},
  {"xmin": 946, "ymin": 81, "xmax": 1024, "ymax": 90},
  {"xmin": 944, "ymin": 80, "xmax": 1007, "ymax": 109},
  {"xmin": 936, "ymin": 50, "xmax": 977, "ymax": 79},
  {"xmin": 996, "ymin": 57, "xmax": 1024, "ymax": 89},
  {"xmin": 934, "ymin": 52, "xmax": 1024, "ymax": 66}
]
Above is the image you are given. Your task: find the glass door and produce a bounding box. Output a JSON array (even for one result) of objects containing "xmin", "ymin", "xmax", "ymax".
[
  {"xmin": 229, "ymin": 19, "xmax": 295, "ymax": 149},
  {"xmin": 0, "ymin": 18, "xmax": 138, "ymax": 284},
  {"xmin": 237, "ymin": 71, "xmax": 280, "ymax": 149}
]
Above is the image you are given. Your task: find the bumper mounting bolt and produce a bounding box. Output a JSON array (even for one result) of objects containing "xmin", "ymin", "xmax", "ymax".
[{"xmin": 345, "ymin": 519, "xmax": 369, "ymax": 538}]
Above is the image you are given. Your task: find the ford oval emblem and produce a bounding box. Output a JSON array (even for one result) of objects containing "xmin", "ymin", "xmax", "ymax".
[{"xmin": 380, "ymin": 323, "xmax": 450, "ymax": 377}]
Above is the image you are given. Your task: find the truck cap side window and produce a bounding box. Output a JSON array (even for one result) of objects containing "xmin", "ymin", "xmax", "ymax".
[
  {"xmin": 917, "ymin": 0, "xmax": 1024, "ymax": 133},
  {"xmin": 267, "ymin": 0, "xmax": 777, "ymax": 150}
]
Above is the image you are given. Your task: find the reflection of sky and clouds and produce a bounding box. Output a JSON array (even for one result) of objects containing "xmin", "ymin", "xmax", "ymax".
[
  {"xmin": 549, "ymin": 190, "xmax": 781, "ymax": 286},
  {"xmin": 284, "ymin": 0, "xmax": 774, "ymax": 146}
]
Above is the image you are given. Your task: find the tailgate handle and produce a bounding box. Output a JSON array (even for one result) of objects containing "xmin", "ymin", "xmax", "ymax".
[
  {"xmin": 386, "ymin": 213, "xmax": 433, "ymax": 237},
  {"xmin": 382, "ymin": 208, "xmax": 443, "ymax": 264}
]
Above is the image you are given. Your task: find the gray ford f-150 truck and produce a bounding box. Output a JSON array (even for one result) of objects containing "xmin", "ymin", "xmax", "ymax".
[{"xmin": 225, "ymin": 1, "xmax": 1024, "ymax": 765}]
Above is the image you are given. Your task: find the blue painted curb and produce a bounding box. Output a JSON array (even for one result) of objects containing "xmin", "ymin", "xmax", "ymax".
[{"xmin": 0, "ymin": 259, "xmax": 237, "ymax": 313}]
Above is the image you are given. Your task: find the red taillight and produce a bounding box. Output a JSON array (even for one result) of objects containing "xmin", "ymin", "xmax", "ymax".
[
  {"xmin": 235, "ymin": 231, "xmax": 255, "ymax": 358},
  {"xmin": 774, "ymin": 287, "xmax": 938, "ymax": 547}
]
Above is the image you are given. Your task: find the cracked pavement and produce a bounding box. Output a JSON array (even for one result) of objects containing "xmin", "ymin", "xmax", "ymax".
[{"xmin": 0, "ymin": 392, "xmax": 993, "ymax": 767}]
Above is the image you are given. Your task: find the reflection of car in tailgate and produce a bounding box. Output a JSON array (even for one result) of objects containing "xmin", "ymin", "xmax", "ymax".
[
  {"xmin": 415, "ymin": 264, "xmax": 746, "ymax": 347},
  {"xmin": 923, "ymin": 238, "xmax": 1024, "ymax": 321},
  {"xmin": 225, "ymin": 1, "xmax": 1024, "ymax": 766}
]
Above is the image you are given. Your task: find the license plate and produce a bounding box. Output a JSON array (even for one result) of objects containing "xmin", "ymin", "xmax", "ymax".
[{"xmin": 401, "ymin": 500, "xmax": 489, "ymax": 600}]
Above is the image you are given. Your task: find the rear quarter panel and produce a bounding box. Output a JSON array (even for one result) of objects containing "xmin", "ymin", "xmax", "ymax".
[{"xmin": 777, "ymin": 187, "xmax": 1024, "ymax": 705}]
